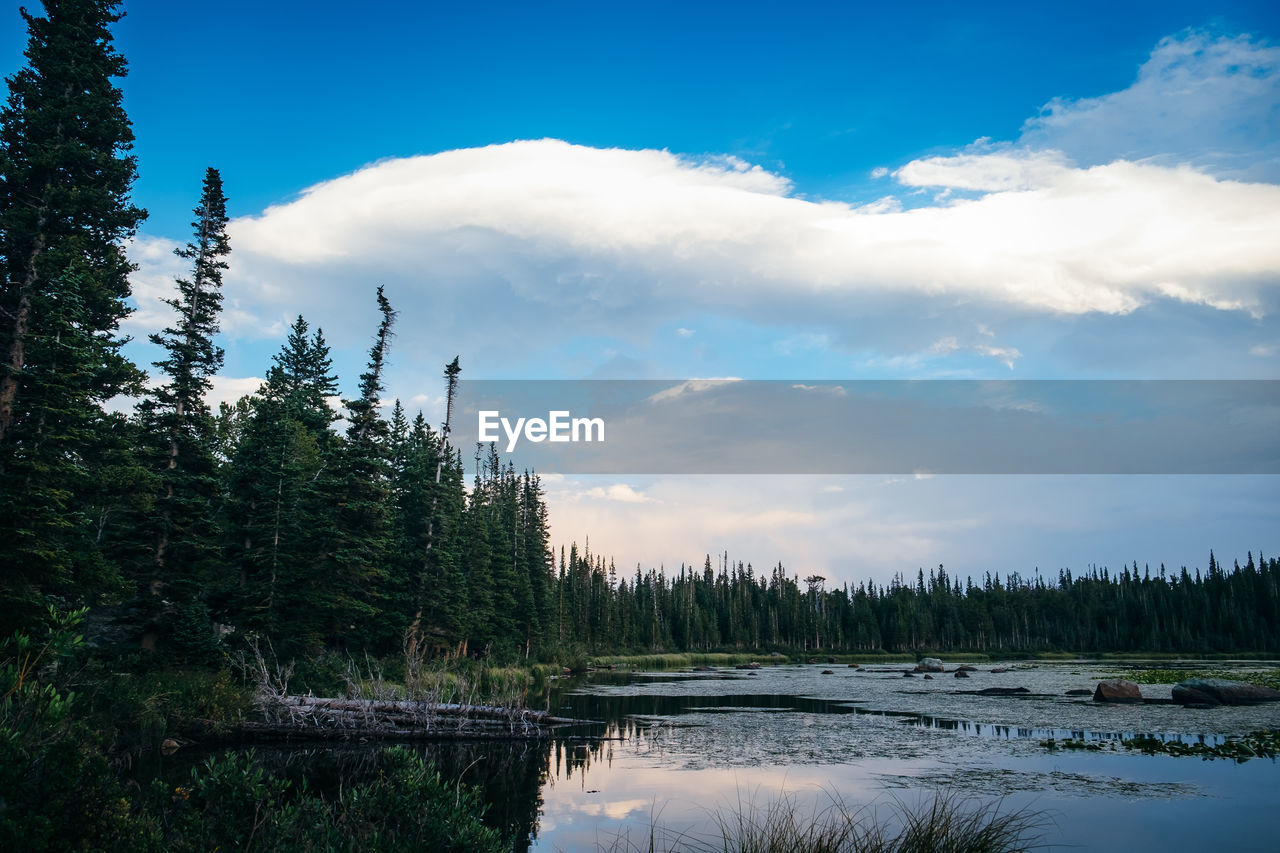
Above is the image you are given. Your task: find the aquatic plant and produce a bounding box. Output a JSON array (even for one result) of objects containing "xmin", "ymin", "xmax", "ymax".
[
  {"xmin": 1116, "ymin": 667, "xmax": 1280, "ymax": 690},
  {"xmin": 1120, "ymin": 730, "xmax": 1280, "ymax": 762},
  {"xmin": 606, "ymin": 789, "xmax": 1048, "ymax": 852}
]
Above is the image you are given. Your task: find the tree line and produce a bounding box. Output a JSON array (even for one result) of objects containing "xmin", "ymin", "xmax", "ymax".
[{"xmin": 552, "ymin": 548, "xmax": 1280, "ymax": 654}]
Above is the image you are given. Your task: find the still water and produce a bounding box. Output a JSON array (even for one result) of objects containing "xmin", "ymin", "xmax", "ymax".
[{"xmin": 204, "ymin": 662, "xmax": 1280, "ymax": 851}]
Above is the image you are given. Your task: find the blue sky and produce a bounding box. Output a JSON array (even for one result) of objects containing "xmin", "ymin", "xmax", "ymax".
[
  {"xmin": 15, "ymin": 0, "xmax": 1270, "ymax": 235},
  {"xmin": 4, "ymin": 0, "xmax": 1277, "ymax": 583}
]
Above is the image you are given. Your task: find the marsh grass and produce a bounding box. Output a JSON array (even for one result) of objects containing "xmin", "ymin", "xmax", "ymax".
[
  {"xmin": 589, "ymin": 653, "xmax": 1008, "ymax": 670},
  {"xmin": 605, "ymin": 789, "xmax": 1048, "ymax": 853},
  {"xmin": 590, "ymin": 653, "xmax": 766, "ymax": 670},
  {"xmin": 1115, "ymin": 666, "xmax": 1280, "ymax": 690}
]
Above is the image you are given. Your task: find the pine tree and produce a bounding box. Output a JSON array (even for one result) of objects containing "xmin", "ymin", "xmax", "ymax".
[
  {"xmin": 317, "ymin": 287, "xmax": 397, "ymax": 649},
  {"xmin": 135, "ymin": 168, "xmax": 230, "ymax": 601},
  {"xmin": 225, "ymin": 316, "xmax": 338, "ymax": 652},
  {"xmin": 0, "ymin": 0, "xmax": 146, "ymax": 632}
]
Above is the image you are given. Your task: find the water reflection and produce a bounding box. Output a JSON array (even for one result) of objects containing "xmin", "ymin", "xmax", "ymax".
[{"xmin": 154, "ymin": 665, "xmax": 1280, "ymax": 851}]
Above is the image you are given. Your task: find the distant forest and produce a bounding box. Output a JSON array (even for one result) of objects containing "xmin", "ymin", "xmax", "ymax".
[
  {"xmin": 556, "ymin": 548, "xmax": 1280, "ymax": 655},
  {"xmin": 1, "ymin": 0, "xmax": 1275, "ymax": 664}
]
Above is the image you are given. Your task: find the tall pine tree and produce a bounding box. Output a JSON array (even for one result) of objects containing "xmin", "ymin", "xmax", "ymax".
[
  {"xmin": 135, "ymin": 168, "xmax": 230, "ymax": 603},
  {"xmin": 0, "ymin": 0, "xmax": 146, "ymax": 633},
  {"xmin": 316, "ymin": 287, "xmax": 397, "ymax": 649},
  {"xmin": 225, "ymin": 316, "xmax": 339, "ymax": 652}
]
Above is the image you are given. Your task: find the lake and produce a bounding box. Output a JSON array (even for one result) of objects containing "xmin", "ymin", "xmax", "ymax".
[{"xmin": 190, "ymin": 661, "xmax": 1280, "ymax": 851}]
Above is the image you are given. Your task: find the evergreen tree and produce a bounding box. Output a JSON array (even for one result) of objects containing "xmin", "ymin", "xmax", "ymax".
[
  {"xmin": 0, "ymin": 0, "xmax": 145, "ymax": 633},
  {"xmin": 317, "ymin": 287, "xmax": 397, "ymax": 648},
  {"xmin": 135, "ymin": 168, "xmax": 230, "ymax": 600},
  {"xmin": 225, "ymin": 316, "xmax": 338, "ymax": 652}
]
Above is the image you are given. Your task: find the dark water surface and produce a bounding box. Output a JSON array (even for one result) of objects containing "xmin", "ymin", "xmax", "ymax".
[{"xmin": 160, "ymin": 662, "xmax": 1280, "ymax": 851}]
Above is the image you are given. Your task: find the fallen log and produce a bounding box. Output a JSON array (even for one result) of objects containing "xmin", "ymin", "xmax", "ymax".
[
  {"xmin": 283, "ymin": 698, "xmax": 590, "ymax": 725},
  {"xmin": 243, "ymin": 694, "xmax": 601, "ymax": 742},
  {"xmin": 236, "ymin": 722, "xmax": 583, "ymax": 741}
]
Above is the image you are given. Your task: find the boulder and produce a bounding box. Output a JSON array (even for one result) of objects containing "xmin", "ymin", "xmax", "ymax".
[
  {"xmin": 1093, "ymin": 679, "xmax": 1143, "ymax": 703},
  {"xmin": 923, "ymin": 674, "xmax": 934, "ymax": 680},
  {"xmin": 821, "ymin": 669, "xmax": 834, "ymax": 675},
  {"xmin": 954, "ymin": 670, "xmax": 970, "ymax": 678},
  {"xmin": 956, "ymin": 664, "xmax": 978, "ymax": 672},
  {"xmin": 1064, "ymin": 689, "xmax": 1092, "ymax": 696},
  {"xmin": 1172, "ymin": 678, "xmax": 1280, "ymax": 707},
  {"xmin": 914, "ymin": 657, "xmax": 944, "ymax": 673}
]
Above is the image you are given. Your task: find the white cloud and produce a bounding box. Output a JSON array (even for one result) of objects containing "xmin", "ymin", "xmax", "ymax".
[
  {"xmin": 896, "ymin": 149, "xmax": 1074, "ymax": 192},
  {"xmin": 792, "ymin": 383, "xmax": 847, "ymax": 396},
  {"xmin": 1020, "ymin": 31, "xmax": 1280, "ymax": 181},
  {"xmin": 579, "ymin": 483, "xmax": 656, "ymax": 504},
  {"xmin": 207, "ymin": 375, "xmax": 265, "ymax": 407},
  {"xmin": 138, "ymin": 140, "xmax": 1280, "ymax": 372},
  {"xmin": 648, "ymin": 378, "xmax": 743, "ymax": 404},
  {"xmin": 124, "ymin": 33, "xmax": 1280, "ymax": 382},
  {"xmin": 929, "ymin": 337, "xmax": 1023, "ymax": 369},
  {"xmin": 126, "ymin": 236, "xmax": 284, "ymax": 341},
  {"xmin": 1250, "ymin": 343, "xmax": 1278, "ymax": 357},
  {"xmin": 123, "ymin": 235, "xmax": 186, "ymax": 337}
]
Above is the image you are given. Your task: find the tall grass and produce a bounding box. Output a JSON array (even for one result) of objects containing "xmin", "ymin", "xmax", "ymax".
[
  {"xmin": 606, "ymin": 789, "xmax": 1048, "ymax": 853},
  {"xmin": 588, "ymin": 652, "xmax": 1000, "ymax": 670},
  {"xmin": 590, "ymin": 653, "xmax": 768, "ymax": 670}
]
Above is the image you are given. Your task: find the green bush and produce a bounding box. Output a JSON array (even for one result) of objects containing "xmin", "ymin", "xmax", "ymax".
[
  {"xmin": 0, "ymin": 609, "xmax": 159, "ymax": 852},
  {"xmin": 151, "ymin": 747, "xmax": 506, "ymax": 853}
]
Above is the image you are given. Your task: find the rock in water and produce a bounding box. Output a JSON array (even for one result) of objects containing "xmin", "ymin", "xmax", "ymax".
[
  {"xmin": 1093, "ymin": 679, "xmax": 1143, "ymax": 703},
  {"xmin": 954, "ymin": 670, "xmax": 970, "ymax": 678},
  {"xmin": 1172, "ymin": 678, "xmax": 1280, "ymax": 706},
  {"xmin": 914, "ymin": 657, "xmax": 944, "ymax": 673},
  {"xmin": 1065, "ymin": 689, "xmax": 1092, "ymax": 696}
]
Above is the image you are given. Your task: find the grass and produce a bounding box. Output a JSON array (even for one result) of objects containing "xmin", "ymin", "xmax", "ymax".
[
  {"xmin": 588, "ymin": 652, "xmax": 1005, "ymax": 670},
  {"xmin": 589, "ymin": 652, "xmax": 771, "ymax": 670},
  {"xmin": 1097, "ymin": 666, "xmax": 1280, "ymax": 689},
  {"xmin": 606, "ymin": 789, "xmax": 1048, "ymax": 853}
]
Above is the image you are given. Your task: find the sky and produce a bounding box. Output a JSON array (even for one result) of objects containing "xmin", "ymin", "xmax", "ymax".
[{"xmin": 4, "ymin": 0, "xmax": 1277, "ymax": 586}]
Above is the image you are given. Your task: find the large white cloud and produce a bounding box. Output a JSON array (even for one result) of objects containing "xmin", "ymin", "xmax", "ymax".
[
  {"xmin": 132, "ymin": 139, "xmax": 1279, "ymax": 368},
  {"xmin": 125, "ymin": 32, "xmax": 1280, "ymax": 384}
]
